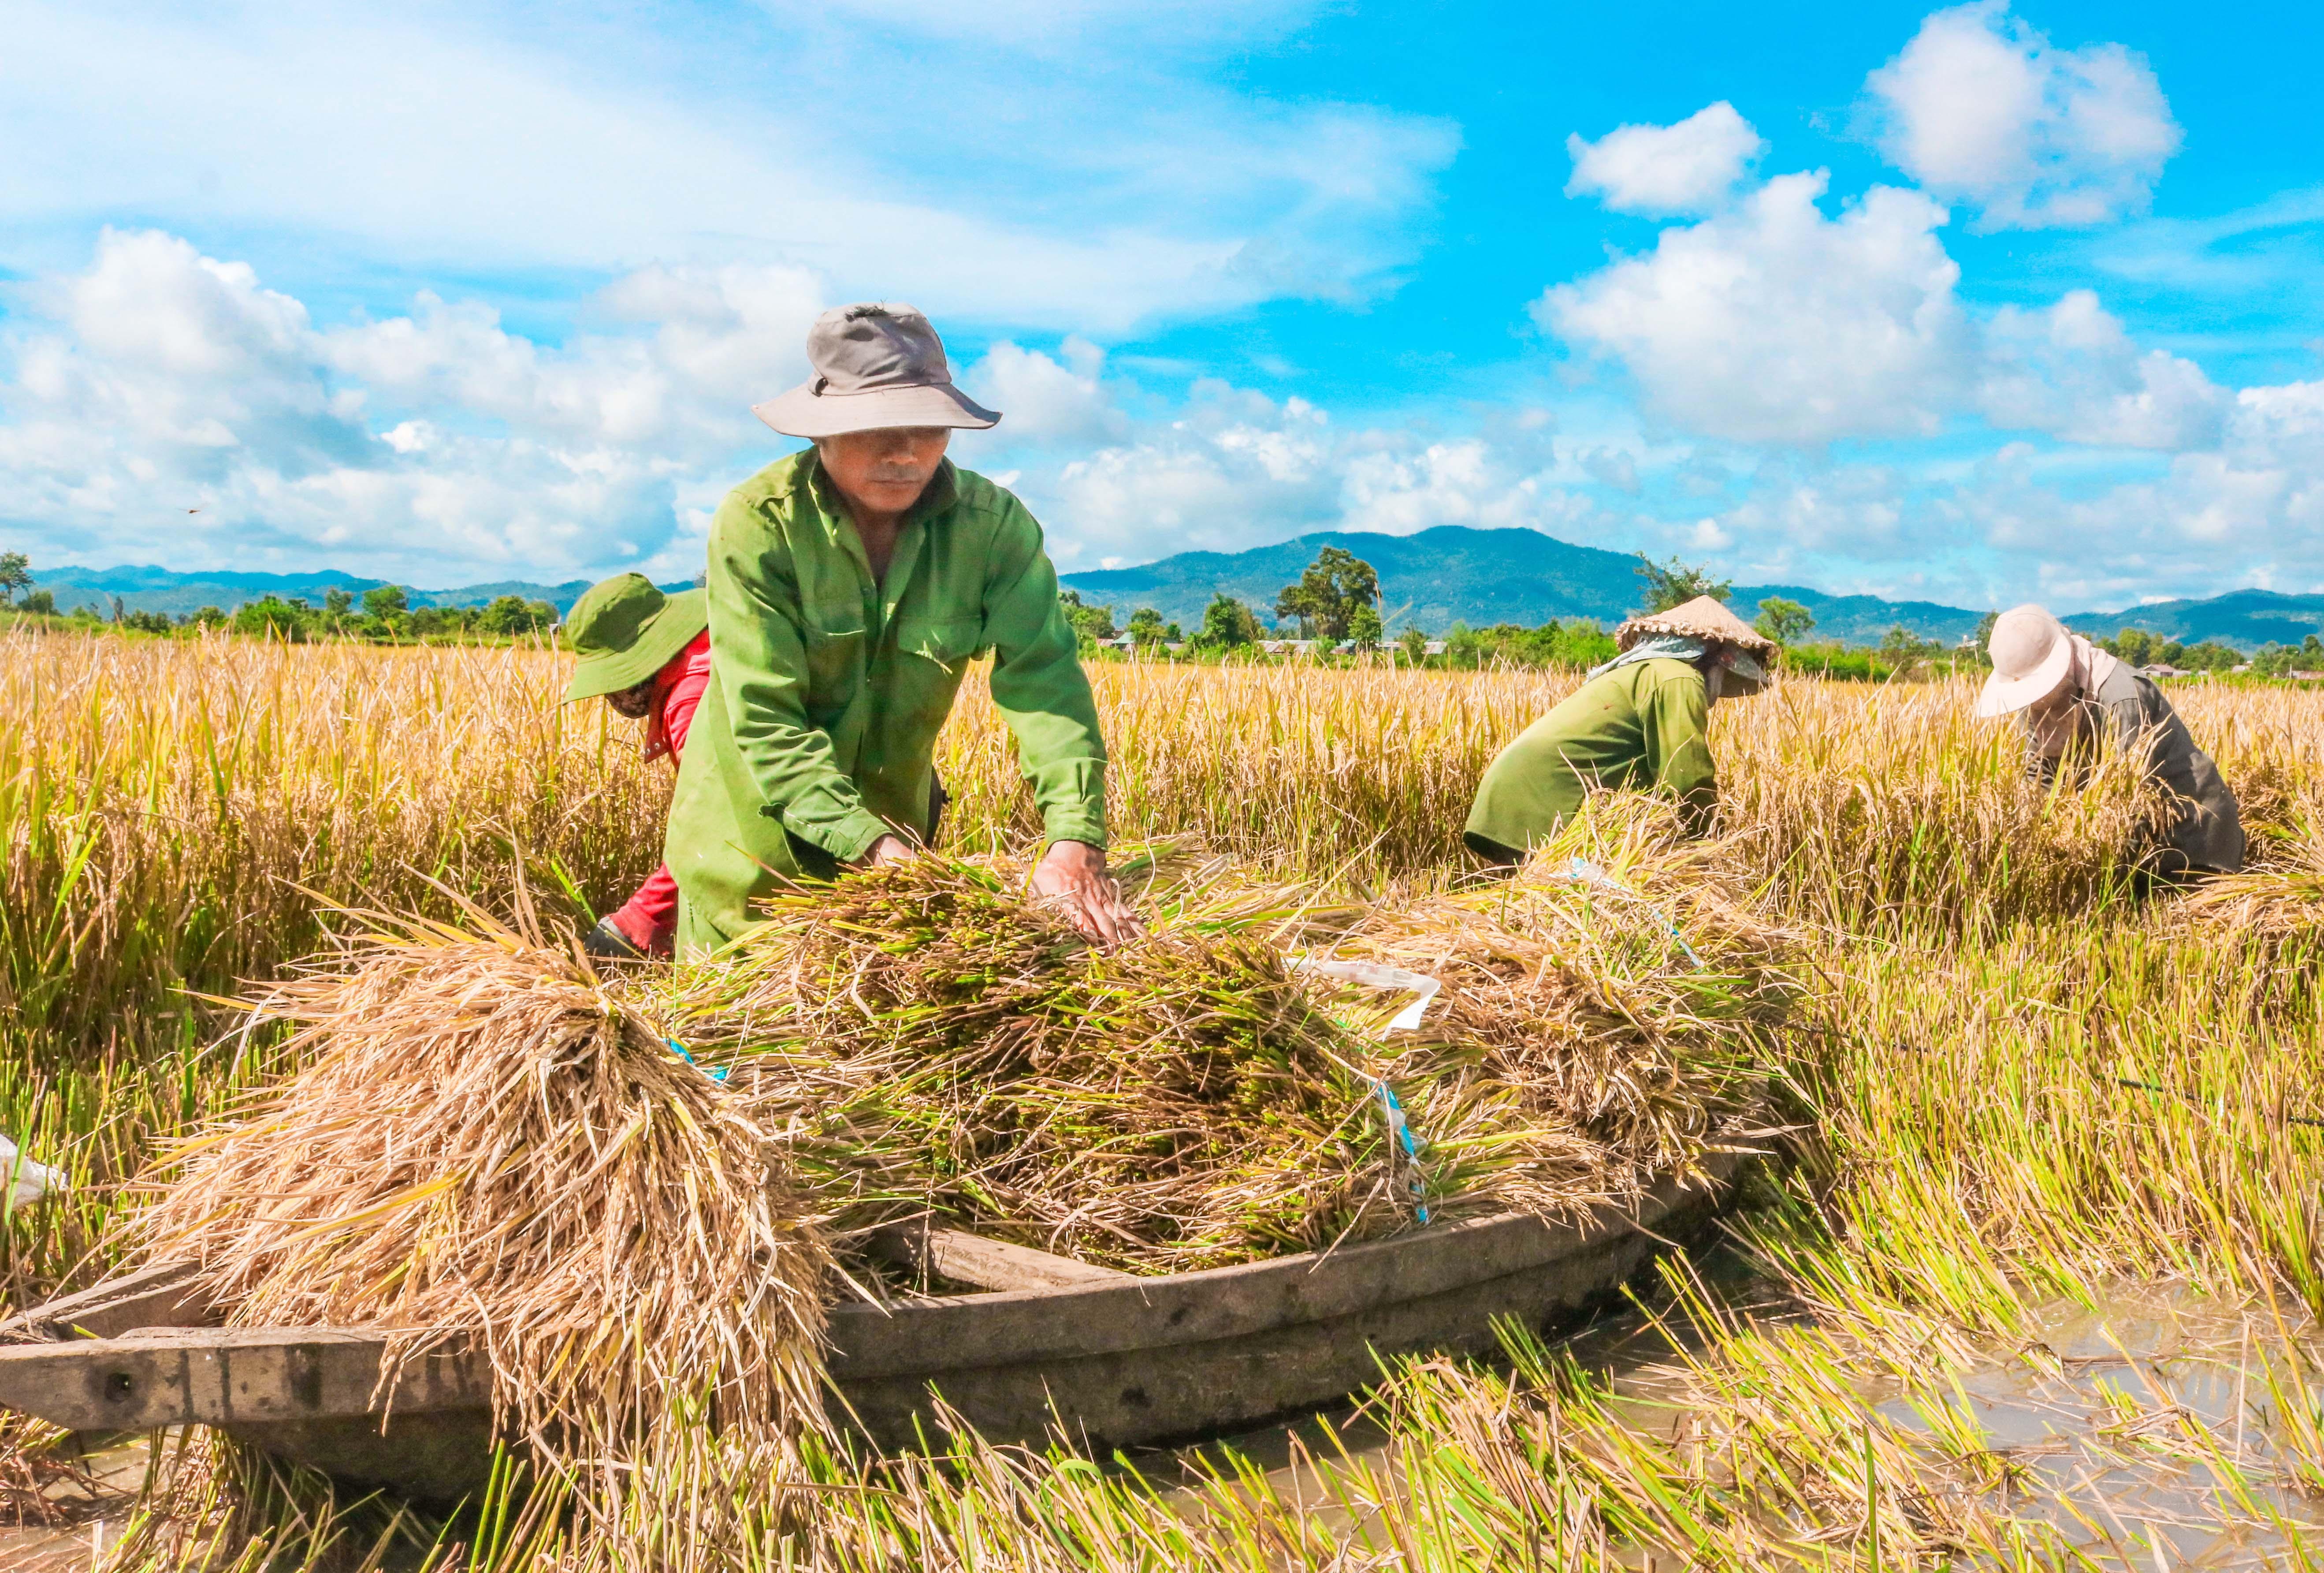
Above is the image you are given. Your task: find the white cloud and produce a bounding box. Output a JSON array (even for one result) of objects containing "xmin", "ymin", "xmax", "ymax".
[
  {"xmin": 1977, "ymin": 289, "xmax": 2227, "ymax": 450},
  {"xmin": 1565, "ymin": 102, "xmax": 1766, "ymax": 217},
  {"xmin": 1539, "ymin": 173, "xmax": 1973, "ymax": 444},
  {"xmin": 0, "ymin": 0, "xmax": 1453, "ymax": 334},
  {"xmin": 1005, "ymin": 383, "xmax": 1592, "ymax": 571},
  {"xmin": 1864, "ymin": 2, "xmax": 2181, "ymax": 231},
  {"xmin": 959, "ymin": 339, "xmax": 1128, "ymax": 447},
  {"xmin": 0, "ymin": 230, "xmax": 826, "ymax": 582}
]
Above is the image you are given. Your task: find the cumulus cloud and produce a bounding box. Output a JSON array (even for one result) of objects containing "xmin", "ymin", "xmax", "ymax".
[
  {"xmin": 959, "ymin": 338, "xmax": 1128, "ymax": 448},
  {"xmin": 1565, "ymin": 102, "xmax": 1766, "ymax": 217},
  {"xmin": 1004, "ymin": 383, "xmax": 1590, "ymax": 571},
  {"xmin": 1539, "ymin": 159, "xmax": 2238, "ymax": 461},
  {"xmin": 0, "ymin": 0, "xmax": 1454, "ymax": 334},
  {"xmin": 1864, "ymin": 2, "xmax": 2181, "ymax": 230},
  {"xmin": 0, "ymin": 230, "xmax": 827, "ymax": 581},
  {"xmin": 1977, "ymin": 289, "xmax": 2227, "ymax": 450},
  {"xmin": 1539, "ymin": 172, "xmax": 1972, "ymax": 444}
]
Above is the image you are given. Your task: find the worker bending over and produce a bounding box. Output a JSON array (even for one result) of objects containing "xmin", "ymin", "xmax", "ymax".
[
  {"xmin": 563, "ymin": 574, "xmax": 711, "ymax": 958},
  {"xmin": 1465, "ymin": 596, "xmax": 1775, "ymax": 866},
  {"xmin": 666, "ymin": 302, "xmax": 1138, "ymax": 955},
  {"xmin": 1976, "ymin": 604, "xmax": 2242, "ymax": 880}
]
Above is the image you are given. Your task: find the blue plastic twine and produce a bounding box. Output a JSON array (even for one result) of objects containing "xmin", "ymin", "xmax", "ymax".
[
  {"xmin": 667, "ymin": 1039, "xmax": 729, "ymax": 1084},
  {"xmin": 1372, "ymin": 1079, "xmax": 1430, "ymax": 1224}
]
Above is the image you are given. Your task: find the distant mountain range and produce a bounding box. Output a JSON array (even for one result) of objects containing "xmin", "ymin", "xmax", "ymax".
[
  {"xmin": 1062, "ymin": 527, "xmax": 2324, "ymax": 650},
  {"xmin": 21, "ymin": 535, "xmax": 2324, "ymax": 649},
  {"xmin": 23, "ymin": 565, "xmax": 669, "ymax": 618},
  {"xmin": 1061, "ymin": 527, "xmax": 1989, "ymax": 644}
]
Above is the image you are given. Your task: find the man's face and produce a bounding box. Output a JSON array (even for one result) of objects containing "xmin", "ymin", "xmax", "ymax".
[
  {"xmin": 605, "ymin": 679, "xmax": 654, "ymax": 720},
  {"xmin": 817, "ymin": 428, "xmax": 951, "ymax": 518},
  {"xmin": 2023, "ymin": 672, "xmax": 2077, "ymax": 723}
]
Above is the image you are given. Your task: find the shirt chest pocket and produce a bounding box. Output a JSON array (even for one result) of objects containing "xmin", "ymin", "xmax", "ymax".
[
  {"xmin": 899, "ymin": 615, "xmax": 984, "ymax": 675},
  {"xmin": 799, "ymin": 611, "xmax": 866, "ymax": 713}
]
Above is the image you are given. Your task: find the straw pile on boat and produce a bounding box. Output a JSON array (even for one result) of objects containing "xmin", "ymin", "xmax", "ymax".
[
  {"xmin": 111, "ymin": 807, "xmax": 1786, "ymax": 1540},
  {"xmin": 129, "ymin": 913, "xmax": 831, "ymax": 1495},
  {"xmin": 649, "ymin": 812, "xmax": 1788, "ymax": 1279}
]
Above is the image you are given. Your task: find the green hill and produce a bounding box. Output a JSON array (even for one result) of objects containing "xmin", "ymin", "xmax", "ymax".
[{"xmin": 1060, "ymin": 527, "xmax": 1987, "ymax": 645}]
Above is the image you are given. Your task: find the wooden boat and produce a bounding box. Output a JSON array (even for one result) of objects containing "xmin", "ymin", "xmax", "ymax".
[{"xmin": 0, "ymin": 1151, "xmax": 1745, "ymax": 1506}]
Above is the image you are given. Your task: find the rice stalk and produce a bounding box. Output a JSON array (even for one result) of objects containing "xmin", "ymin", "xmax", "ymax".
[{"xmin": 121, "ymin": 912, "xmax": 833, "ymax": 1540}]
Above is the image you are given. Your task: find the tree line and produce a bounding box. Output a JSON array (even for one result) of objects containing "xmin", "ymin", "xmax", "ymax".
[{"xmin": 0, "ymin": 554, "xmax": 555, "ymax": 643}]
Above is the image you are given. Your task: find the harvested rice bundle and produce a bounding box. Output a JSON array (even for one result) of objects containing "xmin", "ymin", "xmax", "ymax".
[
  {"xmin": 126, "ymin": 915, "xmax": 832, "ymax": 1492},
  {"xmin": 658, "ymin": 862, "xmax": 1422, "ymax": 1272},
  {"xmin": 649, "ymin": 819, "xmax": 1780, "ymax": 1277},
  {"xmin": 1318, "ymin": 809, "xmax": 1789, "ymax": 1217}
]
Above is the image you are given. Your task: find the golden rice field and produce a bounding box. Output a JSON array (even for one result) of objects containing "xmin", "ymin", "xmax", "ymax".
[{"xmin": 6, "ymin": 627, "xmax": 2324, "ymax": 1569}]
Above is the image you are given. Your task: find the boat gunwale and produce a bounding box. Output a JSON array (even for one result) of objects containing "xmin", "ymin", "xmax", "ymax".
[{"xmin": 826, "ymin": 1153, "xmax": 1742, "ymax": 1379}]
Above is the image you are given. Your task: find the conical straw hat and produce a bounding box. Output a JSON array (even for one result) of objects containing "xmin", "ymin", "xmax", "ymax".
[{"xmin": 1614, "ymin": 594, "xmax": 1777, "ymax": 656}]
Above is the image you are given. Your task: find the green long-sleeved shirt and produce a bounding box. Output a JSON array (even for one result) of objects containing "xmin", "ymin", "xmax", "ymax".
[
  {"xmin": 1463, "ymin": 658, "xmax": 1715, "ymax": 860},
  {"xmin": 665, "ymin": 451, "xmax": 1107, "ymax": 954}
]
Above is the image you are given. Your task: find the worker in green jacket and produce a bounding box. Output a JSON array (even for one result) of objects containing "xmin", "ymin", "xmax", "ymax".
[
  {"xmin": 666, "ymin": 302, "xmax": 1138, "ymax": 956},
  {"xmin": 1464, "ymin": 596, "xmax": 1776, "ymax": 866}
]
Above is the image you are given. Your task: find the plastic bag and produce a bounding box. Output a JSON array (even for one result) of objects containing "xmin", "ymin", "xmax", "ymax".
[{"xmin": 0, "ymin": 1133, "xmax": 63, "ymax": 1209}]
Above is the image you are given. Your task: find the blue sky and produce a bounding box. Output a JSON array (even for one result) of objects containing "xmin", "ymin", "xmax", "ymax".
[{"xmin": 1, "ymin": 0, "xmax": 2318, "ymax": 611}]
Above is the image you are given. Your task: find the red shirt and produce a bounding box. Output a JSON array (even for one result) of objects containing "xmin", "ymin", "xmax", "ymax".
[{"xmin": 606, "ymin": 632, "xmax": 710, "ymax": 956}]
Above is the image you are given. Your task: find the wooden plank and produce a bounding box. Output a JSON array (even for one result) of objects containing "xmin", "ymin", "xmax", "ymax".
[
  {"xmin": 0, "ymin": 1261, "xmax": 221, "ymax": 1345},
  {"xmin": 825, "ymin": 1150, "xmax": 1746, "ymax": 1381},
  {"xmin": 867, "ymin": 1225, "xmax": 1132, "ymax": 1293},
  {"xmin": 0, "ymin": 1326, "xmax": 490, "ymax": 1432}
]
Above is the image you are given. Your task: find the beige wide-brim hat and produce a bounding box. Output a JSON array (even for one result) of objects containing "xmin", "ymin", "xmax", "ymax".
[
  {"xmin": 754, "ymin": 302, "xmax": 1000, "ymax": 439},
  {"xmin": 1973, "ymin": 604, "xmax": 2075, "ymax": 718},
  {"xmin": 1614, "ymin": 595, "xmax": 1779, "ymax": 659}
]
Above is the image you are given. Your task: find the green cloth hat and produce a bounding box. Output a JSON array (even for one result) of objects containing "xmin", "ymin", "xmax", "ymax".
[{"xmin": 562, "ymin": 576, "xmax": 709, "ymax": 704}]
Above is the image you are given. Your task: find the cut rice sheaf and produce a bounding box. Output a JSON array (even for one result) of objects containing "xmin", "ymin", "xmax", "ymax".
[{"xmin": 129, "ymin": 913, "xmax": 832, "ymax": 1491}]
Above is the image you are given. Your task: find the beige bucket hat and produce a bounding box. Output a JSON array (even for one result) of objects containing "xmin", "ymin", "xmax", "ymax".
[
  {"xmin": 754, "ymin": 303, "xmax": 1000, "ymax": 439},
  {"xmin": 1614, "ymin": 595, "xmax": 1778, "ymax": 658},
  {"xmin": 1973, "ymin": 604, "xmax": 2075, "ymax": 718}
]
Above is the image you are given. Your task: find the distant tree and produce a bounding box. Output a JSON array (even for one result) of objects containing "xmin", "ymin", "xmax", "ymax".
[
  {"xmin": 1056, "ymin": 588, "xmax": 1117, "ymax": 647},
  {"xmin": 19, "ymin": 589, "xmax": 55, "ymax": 616},
  {"xmin": 121, "ymin": 609, "xmax": 175, "ymax": 635},
  {"xmin": 233, "ymin": 596, "xmax": 310, "ymax": 642},
  {"xmin": 0, "ymin": 551, "xmax": 30, "ymax": 607},
  {"xmin": 1197, "ymin": 593, "xmax": 1261, "ymax": 649},
  {"xmin": 1752, "ymin": 596, "xmax": 1815, "ymax": 646},
  {"xmin": 1346, "ymin": 602, "xmax": 1385, "ymax": 653},
  {"xmin": 362, "ymin": 584, "xmax": 410, "ymax": 622},
  {"xmin": 1163, "ymin": 621, "xmax": 1183, "ymax": 644},
  {"xmin": 1634, "ymin": 553, "xmax": 1731, "ymax": 614},
  {"xmin": 324, "ymin": 587, "xmax": 354, "ymax": 618},
  {"xmin": 190, "ymin": 605, "xmax": 227, "ymax": 629},
  {"xmin": 1273, "ymin": 546, "xmax": 1380, "ymax": 641},
  {"xmin": 1398, "ymin": 626, "xmax": 1429, "ymax": 666},
  {"xmin": 1877, "ymin": 624, "xmax": 1947, "ymax": 673},
  {"xmin": 1126, "ymin": 607, "xmax": 1167, "ymax": 649},
  {"xmin": 2106, "ymin": 627, "xmax": 2159, "ymax": 668},
  {"xmin": 478, "ymin": 595, "xmax": 553, "ymax": 636},
  {"xmin": 1971, "ymin": 610, "xmax": 2000, "ymax": 650}
]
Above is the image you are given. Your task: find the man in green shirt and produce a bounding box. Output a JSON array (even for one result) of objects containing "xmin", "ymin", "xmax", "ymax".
[
  {"xmin": 1464, "ymin": 596, "xmax": 1775, "ymax": 865},
  {"xmin": 666, "ymin": 302, "xmax": 1138, "ymax": 955}
]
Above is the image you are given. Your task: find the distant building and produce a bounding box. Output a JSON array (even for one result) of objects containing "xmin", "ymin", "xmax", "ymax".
[{"xmin": 2141, "ymin": 663, "xmax": 2189, "ymax": 678}]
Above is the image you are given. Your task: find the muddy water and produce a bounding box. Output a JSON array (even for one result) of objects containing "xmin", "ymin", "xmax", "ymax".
[
  {"xmin": 0, "ymin": 1435, "xmax": 147, "ymax": 1571},
  {"xmin": 12, "ymin": 1283, "xmax": 2324, "ymax": 1569},
  {"xmin": 1160, "ymin": 1274, "xmax": 2324, "ymax": 1569}
]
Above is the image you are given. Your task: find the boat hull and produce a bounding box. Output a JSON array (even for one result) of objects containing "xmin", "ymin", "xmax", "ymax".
[{"xmin": 0, "ymin": 1152, "xmax": 1746, "ymax": 1507}]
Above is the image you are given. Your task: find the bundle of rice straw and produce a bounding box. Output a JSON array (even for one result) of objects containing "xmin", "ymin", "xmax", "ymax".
[
  {"xmin": 649, "ymin": 809, "xmax": 1785, "ymax": 1279},
  {"xmin": 126, "ymin": 912, "xmax": 832, "ymax": 1505}
]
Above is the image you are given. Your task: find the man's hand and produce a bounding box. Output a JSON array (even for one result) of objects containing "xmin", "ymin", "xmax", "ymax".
[
  {"xmin": 1031, "ymin": 840, "xmax": 1142, "ymax": 949},
  {"xmin": 860, "ymin": 834, "xmax": 916, "ymax": 868}
]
